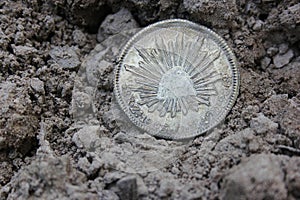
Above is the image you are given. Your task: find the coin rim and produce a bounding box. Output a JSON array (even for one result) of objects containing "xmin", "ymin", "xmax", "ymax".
[{"xmin": 114, "ymin": 19, "xmax": 239, "ymax": 140}]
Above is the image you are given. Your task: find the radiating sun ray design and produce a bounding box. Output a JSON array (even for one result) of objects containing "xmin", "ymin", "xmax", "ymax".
[{"xmin": 124, "ymin": 33, "xmax": 222, "ymax": 118}]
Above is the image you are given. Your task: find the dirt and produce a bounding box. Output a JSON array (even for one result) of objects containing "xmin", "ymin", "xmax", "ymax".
[{"xmin": 0, "ymin": 0, "xmax": 299, "ymax": 199}]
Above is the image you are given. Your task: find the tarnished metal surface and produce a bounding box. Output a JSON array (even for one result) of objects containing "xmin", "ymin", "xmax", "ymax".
[{"xmin": 114, "ymin": 19, "xmax": 239, "ymax": 139}]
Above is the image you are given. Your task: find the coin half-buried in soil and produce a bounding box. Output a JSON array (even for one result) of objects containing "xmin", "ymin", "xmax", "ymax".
[{"xmin": 114, "ymin": 19, "xmax": 239, "ymax": 140}]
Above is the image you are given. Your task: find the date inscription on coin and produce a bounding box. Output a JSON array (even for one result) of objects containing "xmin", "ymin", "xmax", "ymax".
[{"xmin": 114, "ymin": 19, "xmax": 239, "ymax": 139}]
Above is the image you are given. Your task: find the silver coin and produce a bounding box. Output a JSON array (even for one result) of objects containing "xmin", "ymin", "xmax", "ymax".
[{"xmin": 114, "ymin": 19, "xmax": 239, "ymax": 140}]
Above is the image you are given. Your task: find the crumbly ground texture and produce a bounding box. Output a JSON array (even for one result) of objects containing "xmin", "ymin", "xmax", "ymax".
[{"xmin": 0, "ymin": 0, "xmax": 300, "ymax": 199}]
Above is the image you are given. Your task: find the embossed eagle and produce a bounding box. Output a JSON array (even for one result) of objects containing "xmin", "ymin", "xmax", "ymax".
[{"xmin": 124, "ymin": 34, "xmax": 221, "ymax": 118}]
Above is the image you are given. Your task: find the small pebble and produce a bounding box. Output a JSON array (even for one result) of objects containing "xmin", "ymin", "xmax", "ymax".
[
  {"xmin": 260, "ymin": 57, "xmax": 271, "ymax": 69},
  {"xmin": 30, "ymin": 78, "xmax": 45, "ymax": 94},
  {"xmin": 273, "ymin": 49, "xmax": 294, "ymax": 68},
  {"xmin": 72, "ymin": 30, "xmax": 86, "ymax": 47},
  {"xmin": 278, "ymin": 43, "xmax": 289, "ymax": 54},
  {"xmin": 252, "ymin": 20, "xmax": 263, "ymax": 31},
  {"xmin": 267, "ymin": 47, "xmax": 278, "ymax": 57}
]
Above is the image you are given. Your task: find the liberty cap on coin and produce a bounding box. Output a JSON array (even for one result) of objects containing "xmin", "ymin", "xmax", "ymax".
[{"xmin": 114, "ymin": 19, "xmax": 239, "ymax": 140}]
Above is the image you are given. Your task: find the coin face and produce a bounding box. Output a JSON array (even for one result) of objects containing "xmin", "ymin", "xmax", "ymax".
[{"xmin": 114, "ymin": 19, "xmax": 239, "ymax": 140}]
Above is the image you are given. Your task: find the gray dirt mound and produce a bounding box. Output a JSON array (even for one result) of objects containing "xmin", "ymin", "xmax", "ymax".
[{"xmin": 0, "ymin": 0, "xmax": 299, "ymax": 199}]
